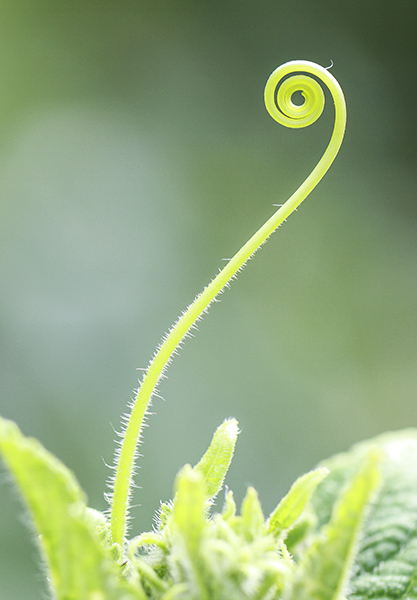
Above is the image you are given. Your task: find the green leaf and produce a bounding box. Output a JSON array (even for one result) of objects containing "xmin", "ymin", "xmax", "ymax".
[
  {"xmin": 221, "ymin": 489, "xmax": 237, "ymax": 521},
  {"xmin": 240, "ymin": 486, "xmax": 265, "ymax": 541},
  {"xmin": 267, "ymin": 467, "xmax": 328, "ymax": 538},
  {"xmin": 338, "ymin": 431, "xmax": 417, "ymax": 600},
  {"xmin": 308, "ymin": 430, "xmax": 417, "ymax": 599},
  {"xmin": 173, "ymin": 465, "xmax": 207, "ymax": 555},
  {"xmin": 172, "ymin": 464, "xmax": 209, "ymax": 599},
  {"xmin": 286, "ymin": 451, "xmax": 381, "ymax": 600},
  {"xmin": 0, "ymin": 416, "xmax": 137, "ymax": 600},
  {"xmin": 193, "ymin": 418, "xmax": 239, "ymax": 500}
]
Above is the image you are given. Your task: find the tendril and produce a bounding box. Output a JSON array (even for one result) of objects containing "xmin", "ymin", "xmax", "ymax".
[{"xmin": 110, "ymin": 60, "xmax": 347, "ymax": 546}]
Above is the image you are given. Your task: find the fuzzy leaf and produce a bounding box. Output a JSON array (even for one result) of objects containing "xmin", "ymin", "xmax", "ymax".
[
  {"xmin": 193, "ymin": 418, "xmax": 239, "ymax": 500},
  {"xmin": 268, "ymin": 467, "xmax": 328, "ymax": 537},
  {"xmin": 172, "ymin": 464, "xmax": 209, "ymax": 599},
  {"xmin": 0, "ymin": 416, "xmax": 137, "ymax": 600},
  {"xmin": 173, "ymin": 464, "xmax": 206, "ymax": 555},
  {"xmin": 286, "ymin": 451, "xmax": 381, "ymax": 600},
  {"xmin": 313, "ymin": 430, "xmax": 417, "ymax": 600},
  {"xmin": 240, "ymin": 486, "xmax": 265, "ymax": 540}
]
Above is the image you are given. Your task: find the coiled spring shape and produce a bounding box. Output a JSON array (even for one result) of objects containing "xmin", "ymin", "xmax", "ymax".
[{"xmin": 110, "ymin": 60, "xmax": 347, "ymax": 546}]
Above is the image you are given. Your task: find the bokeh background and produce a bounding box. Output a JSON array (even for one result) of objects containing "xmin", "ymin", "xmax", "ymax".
[{"xmin": 1, "ymin": 1, "xmax": 416, "ymax": 597}]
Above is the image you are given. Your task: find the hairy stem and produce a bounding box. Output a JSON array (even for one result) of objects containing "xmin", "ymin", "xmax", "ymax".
[{"xmin": 110, "ymin": 60, "xmax": 347, "ymax": 546}]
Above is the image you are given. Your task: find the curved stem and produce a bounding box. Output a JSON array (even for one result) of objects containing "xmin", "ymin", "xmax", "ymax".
[{"xmin": 110, "ymin": 60, "xmax": 347, "ymax": 546}]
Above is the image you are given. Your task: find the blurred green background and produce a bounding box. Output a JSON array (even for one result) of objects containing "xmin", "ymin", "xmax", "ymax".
[{"xmin": 1, "ymin": 0, "xmax": 416, "ymax": 596}]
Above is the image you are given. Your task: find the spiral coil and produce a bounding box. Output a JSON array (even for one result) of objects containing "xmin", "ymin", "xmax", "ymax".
[{"xmin": 110, "ymin": 60, "xmax": 347, "ymax": 546}]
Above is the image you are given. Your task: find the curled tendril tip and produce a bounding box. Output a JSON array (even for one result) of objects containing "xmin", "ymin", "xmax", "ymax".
[{"xmin": 109, "ymin": 60, "xmax": 347, "ymax": 547}]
